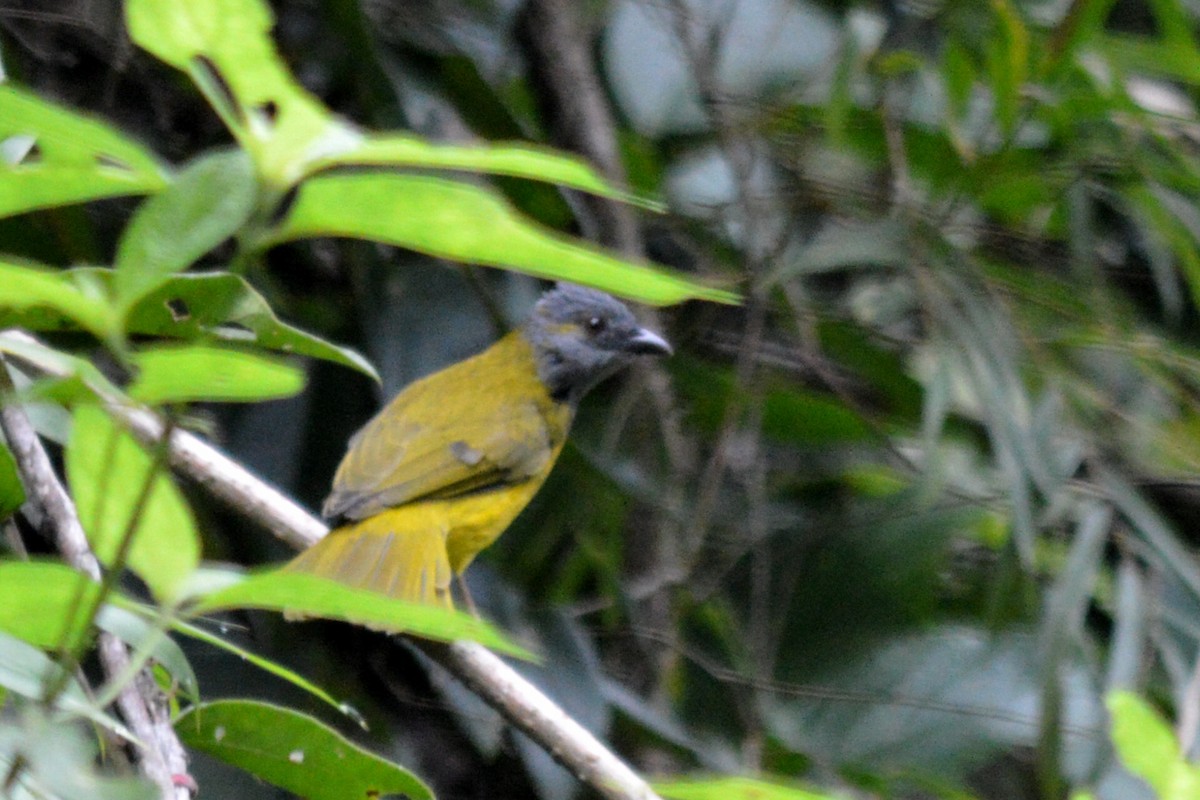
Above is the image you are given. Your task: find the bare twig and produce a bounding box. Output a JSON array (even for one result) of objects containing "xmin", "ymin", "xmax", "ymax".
[
  {"xmin": 0, "ymin": 360, "xmax": 192, "ymax": 800},
  {"xmin": 520, "ymin": 0, "xmax": 643, "ymax": 257}
]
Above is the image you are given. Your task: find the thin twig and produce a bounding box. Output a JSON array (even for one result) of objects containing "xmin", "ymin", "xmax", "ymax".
[
  {"xmin": 0, "ymin": 359, "xmax": 192, "ymax": 800},
  {"xmin": 520, "ymin": 0, "xmax": 643, "ymax": 257}
]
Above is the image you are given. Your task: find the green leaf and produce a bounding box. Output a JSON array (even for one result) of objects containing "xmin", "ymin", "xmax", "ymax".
[
  {"xmin": 0, "ymin": 262, "xmax": 117, "ymax": 342},
  {"xmin": 125, "ymin": 272, "xmax": 377, "ymax": 379},
  {"xmin": 67, "ymin": 406, "xmax": 200, "ymax": 602},
  {"xmin": 128, "ymin": 345, "xmax": 305, "ymax": 404},
  {"xmin": 0, "ymin": 562, "xmax": 198, "ymax": 701},
  {"xmin": 325, "ymin": 135, "xmax": 657, "ymax": 208},
  {"xmin": 0, "ymin": 440, "xmax": 25, "ymax": 519},
  {"xmin": 0, "ymin": 561, "xmax": 99, "ymax": 651},
  {"xmin": 654, "ymin": 776, "xmax": 843, "ymax": 800},
  {"xmin": 0, "ymin": 269, "xmax": 377, "ymax": 381},
  {"xmin": 124, "ymin": 0, "xmax": 644, "ymax": 202},
  {"xmin": 125, "ymin": 0, "xmax": 347, "ymax": 186},
  {"xmin": 272, "ymin": 173, "xmax": 737, "ymax": 306},
  {"xmin": 0, "ymin": 84, "xmax": 168, "ymax": 218},
  {"xmin": 114, "ymin": 150, "xmax": 257, "ymax": 313},
  {"xmin": 0, "ymin": 630, "xmax": 136, "ymax": 742},
  {"xmin": 1107, "ymin": 691, "xmax": 1180, "ymax": 797},
  {"xmin": 176, "ymin": 700, "xmax": 433, "ymax": 800},
  {"xmin": 189, "ymin": 570, "xmax": 530, "ymax": 657}
]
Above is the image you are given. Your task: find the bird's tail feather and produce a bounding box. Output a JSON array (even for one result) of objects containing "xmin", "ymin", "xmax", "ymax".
[{"xmin": 282, "ymin": 510, "xmax": 454, "ymax": 613}]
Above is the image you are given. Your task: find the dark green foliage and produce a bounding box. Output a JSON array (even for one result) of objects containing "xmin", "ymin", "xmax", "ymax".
[{"xmin": 4, "ymin": 0, "xmax": 1200, "ymax": 799}]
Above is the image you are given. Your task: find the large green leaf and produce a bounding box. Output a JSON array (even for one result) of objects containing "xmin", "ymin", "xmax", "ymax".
[
  {"xmin": 0, "ymin": 84, "xmax": 168, "ymax": 218},
  {"xmin": 67, "ymin": 406, "xmax": 200, "ymax": 603},
  {"xmin": 176, "ymin": 700, "xmax": 432, "ymax": 800},
  {"xmin": 128, "ymin": 345, "xmax": 305, "ymax": 404},
  {"xmin": 0, "ymin": 561, "xmax": 200, "ymax": 701},
  {"xmin": 125, "ymin": 0, "xmax": 340, "ymax": 185},
  {"xmin": 272, "ymin": 173, "xmax": 737, "ymax": 306},
  {"xmin": 113, "ymin": 150, "xmax": 257, "ymax": 313},
  {"xmin": 189, "ymin": 570, "xmax": 529, "ymax": 656},
  {"xmin": 125, "ymin": 0, "xmax": 647, "ymax": 201}
]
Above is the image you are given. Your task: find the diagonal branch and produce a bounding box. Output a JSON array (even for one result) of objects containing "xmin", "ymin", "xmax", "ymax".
[
  {"xmin": 3, "ymin": 329, "xmax": 662, "ymax": 800},
  {"xmin": 107, "ymin": 401, "xmax": 663, "ymax": 800},
  {"xmin": 0, "ymin": 359, "xmax": 193, "ymax": 800}
]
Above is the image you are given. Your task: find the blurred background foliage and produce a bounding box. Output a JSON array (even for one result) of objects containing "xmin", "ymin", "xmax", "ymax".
[{"xmin": 7, "ymin": 0, "xmax": 1200, "ymax": 798}]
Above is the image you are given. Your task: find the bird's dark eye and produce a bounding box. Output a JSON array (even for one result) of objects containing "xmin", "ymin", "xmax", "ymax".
[{"xmin": 586, "ymin": 316, "xmax": 606, "ymax": 334}]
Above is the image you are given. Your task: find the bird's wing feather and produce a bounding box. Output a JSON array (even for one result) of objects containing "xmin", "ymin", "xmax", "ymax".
[{"xmin": 323, "ymin": 334, "xmax": 566, "ymax": 521}]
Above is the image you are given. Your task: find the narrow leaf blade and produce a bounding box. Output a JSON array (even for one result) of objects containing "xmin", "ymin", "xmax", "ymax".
[
  {"xmin": 128, "ymin": 345, "xmax": 305, "ymax": 404},
  {"xmin": 190, "ymin": 570, "xmax": 530, "ymax": 657}
]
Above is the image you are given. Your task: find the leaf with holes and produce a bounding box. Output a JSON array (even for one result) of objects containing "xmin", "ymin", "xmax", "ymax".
[
  {"xmin": 272, "ymin": 173, "xmax": 738, "ymax": 306},
  {"xmin": 125, "ymin": 0, "xmax": 652, "ymax": 204},
  {"xmin": 176, "ymin": 700, "xmax": 433, "ymax": 800},
  {"xmin": 126, "ymin": 272, "xmax": 377, "ymax": 379},
  {"xmin": 114, "ymin": 149, "xmax": 257, "ymax": 313},
  {"xmin": 0, "ymin": 269, "xmax": 377, "ymax": 381},
  {"xmin": 0, "ymin": 84, "xmax": 168, "ymax": 218},
  {"xmin": 67, "ymin": 406, "xmax": 200, "ymax": 603},
  {"xmin": 124, "ymin": 0, "xmax": 349, "ymax": 186}
]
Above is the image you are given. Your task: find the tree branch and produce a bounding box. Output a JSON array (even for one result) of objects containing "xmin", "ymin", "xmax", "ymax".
[
  {"xmin": 106, "ymin": 391, "xmax": 663, "ymax": 800},
  {"xmin": 0, "ymin": 360, "xmax": 193, "ymax": 800}
]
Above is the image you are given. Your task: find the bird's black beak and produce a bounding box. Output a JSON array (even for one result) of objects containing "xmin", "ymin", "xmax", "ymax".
[{"xmin": 624, "ymin": 327, "xmax": 672, "ymax": 356}]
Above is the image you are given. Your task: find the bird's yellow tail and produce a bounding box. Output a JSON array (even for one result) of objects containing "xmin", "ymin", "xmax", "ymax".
[{"xmin": 283, "ymin": 509, "xmax": 454, "ymax": 609}]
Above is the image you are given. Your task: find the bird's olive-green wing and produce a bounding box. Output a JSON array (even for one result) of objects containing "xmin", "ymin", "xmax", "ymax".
[{"xmin": 323, "ymin": 335, "xmax": 570, "ymax": 521}]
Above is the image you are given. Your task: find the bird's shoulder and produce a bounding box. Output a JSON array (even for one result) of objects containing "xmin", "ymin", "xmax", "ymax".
[{"xmin": 322, "ymin": 331, "xmax": 571, "ymax": 521}]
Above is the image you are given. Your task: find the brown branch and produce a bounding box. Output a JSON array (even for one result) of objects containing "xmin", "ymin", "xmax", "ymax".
[
  {"xmin": 0, "ymin": 359, "xmax": 192, "ymax": 800},
  {"xmin": 519, "ymin": 0, "xmax": 642, "ymax": 257}
]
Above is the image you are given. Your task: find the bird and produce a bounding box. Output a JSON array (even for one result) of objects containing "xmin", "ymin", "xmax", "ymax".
[{"xmin": 282, "ymin": 283, "xmax": 672, "ymax": 611}]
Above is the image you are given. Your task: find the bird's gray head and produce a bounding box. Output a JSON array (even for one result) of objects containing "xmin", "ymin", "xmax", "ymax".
[{"xmin": 524, "ymin": 283, "xmax": 672, "ymax": 404}]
